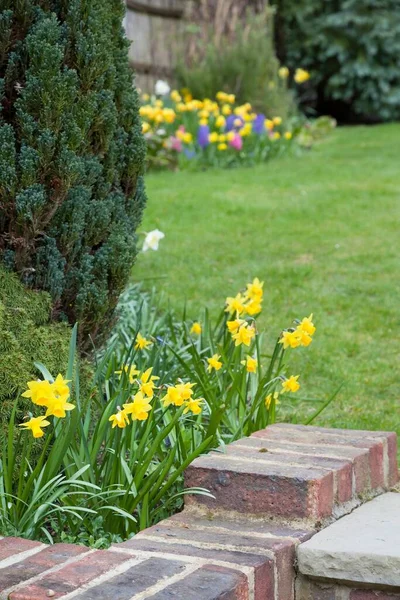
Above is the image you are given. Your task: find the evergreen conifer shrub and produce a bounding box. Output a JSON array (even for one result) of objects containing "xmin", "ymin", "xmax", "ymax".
[{"xmin": 0, "ymin": 0, "xmax": 146, "ymax": 345}]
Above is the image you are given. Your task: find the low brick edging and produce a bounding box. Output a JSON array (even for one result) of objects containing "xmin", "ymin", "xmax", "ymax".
[{"xmin": 0, "ymin": 424, "xmax": 397, "ymax": 600}]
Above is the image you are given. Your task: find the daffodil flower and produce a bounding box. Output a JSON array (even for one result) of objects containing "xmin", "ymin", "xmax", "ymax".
[{"xmin": 19, "ymin": 416, "xmax": 50, "ymax": 438}]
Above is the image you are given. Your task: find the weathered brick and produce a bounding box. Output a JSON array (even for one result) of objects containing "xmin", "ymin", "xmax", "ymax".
[
  {"xmin": 9, "ymin": 550, "xmax": 131, "ymax": 600},
  {"xmin": 233, "ymin": 436, "xmax": 371, "ymax": 495},
  {"xmin": 0, "ymin": 537, "xmax": 43, "ymax": 563},
  {"xmin": 185, "ymin": 453, "xmax": 334, "ymax": 520},
  {"xmin": 0, "ymin": 543, "xmax": 87, "ymax": 591},
  {"xmin": 225, "ymin": 444, "xmax": 353, "ymax": 503},
  {"xmin": 260, "ymin": 424, "xmax": 398, "ymax": 489},
  {"xmin": 73, "ymin": 557, "xmax": 188, "ymax": 599},
  {"xmin": 148, "ymin": 564, "xmax": 249, "ymax": 600},
  {"xmin": 117, "ymin": 512, "xmax": 312, "ymax": 600}
]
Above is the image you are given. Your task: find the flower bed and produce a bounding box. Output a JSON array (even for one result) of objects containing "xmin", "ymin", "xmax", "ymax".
[
  {"xmin": 1, "ymin": 278, "xmax": 317, "ymax": 547},
  {"xmin": 139, "ymin": 81, "xmax": 328, "ymax": 170}
]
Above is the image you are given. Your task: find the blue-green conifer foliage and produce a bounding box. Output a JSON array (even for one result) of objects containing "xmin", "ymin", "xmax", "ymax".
[{"xmin": 0, "ymin": 0, "xmax": 146, "ymax": 344}]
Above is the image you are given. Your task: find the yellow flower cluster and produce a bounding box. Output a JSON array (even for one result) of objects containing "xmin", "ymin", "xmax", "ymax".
[
  {"xmin": 162, "ymin": 381, "xmax": 203, "ymax": 415},
  {"xmin": 225, "ymin": 277, "xmax": 264, "ymax": 318},
  {"xmin": 20, "ymin": 374, "xmax": 74, "ymax": 437},
  {"xmin": 279, "ymin": 314, "xmax": 316, "ymax": 349}
]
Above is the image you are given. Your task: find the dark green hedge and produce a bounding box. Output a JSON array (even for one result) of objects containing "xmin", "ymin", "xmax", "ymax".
[
  {"xmin": 0, "ymin": 0, "xmax": 146, "ymax": 345},
  {"xmin": 273, "ymin": 0, "xmax": 400, "ymax": 122}
]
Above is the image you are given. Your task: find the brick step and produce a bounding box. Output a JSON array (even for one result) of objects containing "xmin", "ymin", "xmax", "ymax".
[{"xmin": 185, "ymin": 424, "xmax": 398, "ymax": 525}]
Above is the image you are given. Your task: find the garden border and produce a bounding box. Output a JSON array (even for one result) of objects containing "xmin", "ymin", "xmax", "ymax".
[{"xmin": 0, "ymin": 423, "xmax": 398, "ymax": 599}]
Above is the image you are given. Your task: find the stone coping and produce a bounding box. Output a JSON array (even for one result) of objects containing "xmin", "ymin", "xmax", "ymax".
[{"xmin": 297, "ymin": 491, "xmax": 400, "ymax": 588}]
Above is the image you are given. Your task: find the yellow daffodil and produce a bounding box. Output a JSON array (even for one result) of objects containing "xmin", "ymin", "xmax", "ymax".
[
  {"xmin": 170, "ymin": 90, "xmax": 181, "ymax": 102},
  {"xmin": 109, "ymin": 409, "xmax": 129, "ymax": 429},
  {"xmin": 215, "ymin": 115, "xmax": 226, "ymax": 128},
  {"xmin": 154, "ymin": 99, "xmax": 163, "ymax": 108},
  {"xmin": 241, "ymin": 355, "xmax": 257, "ymax": 373},
  {"xmin": 294, "ymin": 68, "xmax": 310, "ymax": 84},
  {"xmin": 295, "ymin": 328, "xmax": 313, "ymax": 347},
  {"xmin": 227, "ymin": 318, "xmax": 246, "ymax": 334},
  {"xmin": 239, "ymin": 123, "xmax": 252, "ymax": 137},
  {"xmin": 266, "ymin": 119, "xmax": 274, "ymax": 130},
  {"xmin": 216, "ymin": 91, "xmax": 227, "ymax": 102},
  {"xmin": 142, "ymin": 122, "xmax": 150, "ymax": 133},
  {"xmin": 225, "ymin": 293, "xmax": 247, "ymax": 315},
  {"xmin": 226, "ymin": 131, "xmax": 235, "ymax": 142},
  {"xmin": 209, "ymin": 132, "xmax": 219, "ymax": 143},
  {"xmin": 199, "ymin": 118, "xmax": 208, "ymax": 126},
  {"xmin": 183, "ymin": 398, "xmax": 203, "ymax": 415},
  {"xmin": 282, "ymin": 375, "xmax": 300, "ymax": 393},
  {"xmin": 139, "ymin": 368, "xmax": 159, "ymax": 398},
  {"xmin": 284, "ymin": 131, "xmax": 292, "ymax": 140},
  {"xmin": 183, "ymin": 132, "xmax": 192, "ymax": 144},
  {"xmin": 227, "ymin": 94, "xmax": 235, "ymax": 103},
  {"xmin": 19, "ymin": 415, "xmax": 50, "ymax": 438},
  {"xmin": 298, "ymin": 314, "xmax": 316, "ymax": 335},
  {"xmin": 115, "ymin": 364, "xmax": 140, "ymax": 385},
  {"xmin": 123, "ymin": 392, "xmax": 152, "ymax": 421},
  {"xmin": 45, "ymin": 396, "xmax": 75, "ymax": 418},
  {"xmin": 52, "ymin": 374, "xmax": 71, "ymax": 398},
  {"xmin": 142, "ymin": 93, "xmax": 150, "ymax": 102},
  {"xmin": 176, "ymin": 102, "xmax": 186, "ymax": 112},
  {"xmin": 135, "ymin": 333, "xmax": 152, "ymax": 350},
  {"xmin": 199, "ymin": 109, "xmax": 210, "ymax": 119},
  {"xmin": 175, "ymin": 381, "xmax": 195, "ymax": 401},
  {"xmin": 207, "ymin": 354, "xmax": 222, "ymax": 372},
  {"xmin": 21, "ymin": 380, "xmax": 55, "ymax": 407},
  {"xmin": 279, "ymin": 330, "xmax": 301, "ymax": 349},
  {"xmin": 265, "ymin": 392, "xmax": 280, "ymax": 409},
  {"xmin": 245, "ymin": 277, "xmax": 263, "ymax": 300},
  {"xmin": 217, "ymin": 143, "xmax": 227, "ymax": 151},
  {"xmin": 273, "ymin": 116, "xmax": 282, "ymax": 126},
  {"xmin": 278, "ymin": 66, "xmax": 289, "ymax": 79},
  {"xmin": 272, "ymin": 132, "xmax": 281, "ymax": 140},
  {"xmin": 232, "ymin": 324, "xmax": 256, "ymax": 347},
  {"xmin": 190, "ymin": 322, "xmax": 202, "ymax": 335},
  {"xmin": 245, "ymin": 299, "xmax": 262, "ymax": 316},
  {"xmin": 222, "ymin": 104, "xmax": 232, "ymax": 115},
  {"xmin": 162, "ymin": 385, "xmax": 184, "ymax": 407}
]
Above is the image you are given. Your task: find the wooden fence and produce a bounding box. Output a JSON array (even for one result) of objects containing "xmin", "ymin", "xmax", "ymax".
[{"xmin": 124, "ymin": 0, "xmax": 269, "ymax": 93}]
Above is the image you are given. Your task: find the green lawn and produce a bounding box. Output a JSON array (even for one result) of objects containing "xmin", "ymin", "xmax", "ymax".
[{"xmin": 134, "ymin": 124, "xmax": 400, "ymax": 438}]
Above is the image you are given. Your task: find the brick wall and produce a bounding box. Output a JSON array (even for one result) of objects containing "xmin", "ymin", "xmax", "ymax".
[{"xmin": 0, "ymin": 424, "xmax": 397, "ymax": 600}]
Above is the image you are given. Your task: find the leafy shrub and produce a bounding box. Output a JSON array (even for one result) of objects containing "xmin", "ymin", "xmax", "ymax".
[
  {"xmin": 0, "ymin": 266, "xmax": 70, "ymax": 427},
  {"xmin": 2, "ymin": 278, "xmax": 319, "ymax": 543},
  {"xmin": 0, "ymin": 0, "xmax": 146, "ymax": 345},
  {"xmin": 175, "ymin": 7, "xmax": 294, "ymax": 117},
  {"xmin": 273, "ymin": 0, "xmax": 400, "ymax": 121}
]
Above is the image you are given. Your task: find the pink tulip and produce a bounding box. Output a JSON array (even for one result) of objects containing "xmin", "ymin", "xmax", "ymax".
[{"xmin": 229, "ymin": 133, "xmax": 243, "ymax": 151}]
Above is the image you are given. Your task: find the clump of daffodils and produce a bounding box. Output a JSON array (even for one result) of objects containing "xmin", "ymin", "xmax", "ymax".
[{"xmin": 20, "ymin": 374, "xmax": 74, "ymax": 437}]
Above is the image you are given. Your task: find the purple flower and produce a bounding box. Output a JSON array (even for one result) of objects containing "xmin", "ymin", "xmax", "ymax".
[
  {"xmin": 225, "ymin": 115, "xmax": 236, "ymax": 131},
  {"xmin": 197, "ymin": 125, "xmax": 210, "ymax": 148},
  {"xmin": 253, "ymin": 114, "xmax": 266, "ymax": 135}
]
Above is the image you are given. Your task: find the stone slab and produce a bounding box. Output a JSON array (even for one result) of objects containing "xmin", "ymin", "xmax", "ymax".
[{"xmin": 297, "ymin": 492, "xmax": 400, "ymax": 587}]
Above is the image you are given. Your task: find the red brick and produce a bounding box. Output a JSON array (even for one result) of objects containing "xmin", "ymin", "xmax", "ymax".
[
  {"xmin": 225, "ymin": 444, "xmax": 353, "ymax": 503},
  {"xmin": 254, "ymin": 424, "xmax": 397, "ymax": 490},
  {"xmin": 0, "ymin": 543, "xmax": 87, "ymax": 591},
  {"xmin": 9, "ymin": 550, "xmax": 131, "ymax": 600},
  {"xmin": 149, "ymin": 564, "xmax": 249, "ymax": 600},
  {"xmin": 73, "ymin": 556, "xmax": 189, "ymax": 599},
  {"xmin": 0, "ymin": 537, "xmax": 43, "ymax": 562},
  {"xmin": 234, "ymin": 436, "xmax": 371, "ymax": 495},
  {"xmin": 185, "ymin": 453, "xmax": 334, "ymax": 521}
]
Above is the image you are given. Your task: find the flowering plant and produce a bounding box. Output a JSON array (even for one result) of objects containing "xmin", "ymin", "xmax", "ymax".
[
  {"xmin": 140, "ymin": 80, "xmax": 311, "ymax": 171},
  {"xmin": 2, "ymin": 278, "xmax": 319, "ymax": 544}
]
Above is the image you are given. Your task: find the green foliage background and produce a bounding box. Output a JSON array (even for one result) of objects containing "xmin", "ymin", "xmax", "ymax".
[
  {"xmin": 0, "ymin": 266, "xmax": 70, "ymax": 423},
  {"xmin": 0, "ymin": 0, "xmax": 146, "ymax": 345},
  {"xmin": 273, "ymin": 0, "xmax": 400, "ymax": 121}
]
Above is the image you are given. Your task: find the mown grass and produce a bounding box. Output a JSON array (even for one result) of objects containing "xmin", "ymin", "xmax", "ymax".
[{"xmin": 135, "ymin": 124, "xmax": 400, "ymax": 439}]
